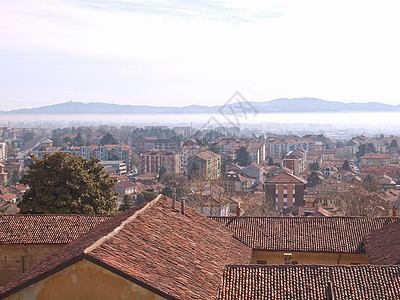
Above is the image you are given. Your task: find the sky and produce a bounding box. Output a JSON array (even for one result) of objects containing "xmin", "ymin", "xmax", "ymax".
[{"xmin": 1, "ymin": 0, "xmax": 400, "ymax": 111}]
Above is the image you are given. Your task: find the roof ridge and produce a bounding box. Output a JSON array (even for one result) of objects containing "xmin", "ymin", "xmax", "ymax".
[{"xmin": 83, "ymin": 194, "xmax": 162, "ymax": 254}]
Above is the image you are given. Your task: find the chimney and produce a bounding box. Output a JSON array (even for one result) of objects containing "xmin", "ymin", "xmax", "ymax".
[
  {"xmin": 181, "ymin": 199, "xmax": 185, "ymax": 215},
  {"xmin": 236, "ymin": 204, "xmax": 240, "ymax": 217},
  {"xmin": 393, "ymin": 206, "xmax": 397, "ymax": 217}
]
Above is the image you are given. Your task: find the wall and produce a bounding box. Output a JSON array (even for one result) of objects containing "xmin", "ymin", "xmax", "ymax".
[
  {"xmin": 5, "ymin": 259, "xmax": 166, "ymax": 300},
  {"xmin": 252, "ymin": 250, "xmax": 369, "ymax": 265},
  {"xmin": 0, "ymin": 244, "xmax": 63, "ymax": 286}
]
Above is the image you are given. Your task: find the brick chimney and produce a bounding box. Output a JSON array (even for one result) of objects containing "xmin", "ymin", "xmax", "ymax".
[
  {"xmin": 181, "ymin": 199, "xmax": 185, "ymax": 215},
  {"xmin": 393, "ymin": 206, "xmax": 397, "ymax": 217},
  {"xmin": 236, "ymin": 203, "xmax": 240, "ymax": 217}
]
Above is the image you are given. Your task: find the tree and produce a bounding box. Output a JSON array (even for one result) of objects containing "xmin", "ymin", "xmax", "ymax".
[
  {"xmin": 100, "ymin": 132, "xmax": 118, "ymax": 145},
  {"xmin": 337, "ymin": 183, "xmax": 388, "ymax": 216},
  {"xmin": 310, "ymin": 162, "xmax": 320, "ymax": 171},
  {"xmin": 135, "ymin": 191, "xmax": 158, "ymax": 205},
  {"xmin": 158, "ymin": 166, "xmax": 167, "ymax": 178},
  {"xmin": 235, "ymin": 146, "xmax": 252, "ymax": 167},
  {"xmin": 336, "ymin": 141, "xmax": 344, "ymax": 148},
  {"xmin": 390, "ymin": 139, "xmax": 398, "ymax": 148},
  {"xmin": 119, "ymin": 195, "xmax": 133, "ymax": 212},
  {"xmin": 356, "ymin": 144, "xmax": 367, "ymax": 158},
  {"xmin": 267, "ymin": 157, "xmax": 274, "ymax": 166},
  {"xmin": 341, "ymin": 160, "xmax": 351, "ymax": 171},
  {"xmin": 18, "ymin": 153, "xmax": 118, "ymax": 214},
  {"xmin": 362, "ymin": 174, "xmax": 378, "ymax": 192},
  {"xmin": 160, "ymin": 173, "xmax": 189, "ymax": 206},
  {"xmin": 73, "ymin": 132, "xmax": 85, "ymax": 146},
  {"xmin": 308, "ymin": 171, "xmax": 322, "ymax": 185}
]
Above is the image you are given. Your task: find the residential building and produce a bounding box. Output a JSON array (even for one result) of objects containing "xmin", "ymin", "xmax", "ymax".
[
  {"xmin": 135, "ymin": 137, "xmax": 179, "ymax": 153},
  {"xmin": 188, "ymin": 150, "xmax": 221, "ymax": 180},
  {"xmin": 0, "ymin": 163, "xmax": 7, "ymax": 185},
  {"xmin": 264, "ymin": 171, "xmax": 306, "ymax": 210},
  {"xmin": 360, "ymin": 153, "xmax": 391, "ymax": 167},
  {"xmin": 0, "ymin": 140, "xmax": 7, "ymax": 161},
  {"xmin": 0, "ymin": 215, "xmax": 111, "ymax": 285},
  {"xmin": 100, "ymin": 161, "xmax": 127, "ymax": 175},
  {"xmin": 223, "ymin": 172, "xmax": 254, "ymax": 193},
  {"xmin": 0, "ymin": 197, "xmax": 399, "ymax": 299},
  {"xmin": 240, "ymin": 163, "xmax": 265, "ymax": 184},
  {"xmin": 0, "ymin": 195, "xmax": 251, "ymax": 299},
  {"xmin": 140, "ymin": 151, "xmax": 181, "ymax": 175},
  {"xmin": 213, "ymin": 216, "xmax": 398, "ymax": 265}
]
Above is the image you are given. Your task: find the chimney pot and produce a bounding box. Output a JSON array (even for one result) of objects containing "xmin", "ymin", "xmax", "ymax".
[{"xmin": 181, "ymin": 199, "xmax": 185, "ymax": 215}]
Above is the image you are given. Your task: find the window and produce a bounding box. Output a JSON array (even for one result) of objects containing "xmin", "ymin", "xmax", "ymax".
[
  {"xmin": 256, "ymin": 260, "xmax": 267, "ymax": 265},
  {"xmin": 284, "ymin": 253, "xmax": 292, "ymax": 265}
]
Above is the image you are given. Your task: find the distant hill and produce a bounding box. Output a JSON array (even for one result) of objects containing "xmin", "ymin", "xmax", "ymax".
[{"xmin": 1, "ymin": 98, "xmax": 399, "ymax": 114}]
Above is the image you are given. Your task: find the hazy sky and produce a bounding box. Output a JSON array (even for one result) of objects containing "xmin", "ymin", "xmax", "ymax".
[{"xmin": 1, "ymin": 0, "xmax": 400, "ymax": 111}]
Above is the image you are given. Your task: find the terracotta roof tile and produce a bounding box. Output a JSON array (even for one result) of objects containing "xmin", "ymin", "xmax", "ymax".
[
  {"xmin": 0, "ymin": 215, "xmax": 111, "ymax": 244},
  {"xmin": 217, "ymin": 265, "xmax": 400, "ymax": 300},
  {"xmin": 364, "ymin": 220, "xmax": 400, "ymax": 265},
  {"xmin": 0, "ymin": 196, "xmax": 251, "ymax": 299},
  {"xmin": 264, "ymin": 172, "xmax": 305, "ymax": 184},
  {"xmin": 211, "ymin": 216, "xmax": 399, "ymax": 253}
]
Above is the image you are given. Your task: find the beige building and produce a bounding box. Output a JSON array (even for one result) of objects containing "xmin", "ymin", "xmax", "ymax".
[
  {"xmin": 140, "ymin": 151, "xmax": 181, "ymax": 175},
  {"xmin": 0, "ymin": 215, "xmax": 111, "ymax": 286},
  {"xmin": 188, "ymin": 150, "xmax": 221, "ymax": 180}
]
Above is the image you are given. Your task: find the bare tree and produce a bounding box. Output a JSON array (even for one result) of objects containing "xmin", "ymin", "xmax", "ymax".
[{"xmin": 337, "ymin": 183, "xmax": 389, "ymax": 216}]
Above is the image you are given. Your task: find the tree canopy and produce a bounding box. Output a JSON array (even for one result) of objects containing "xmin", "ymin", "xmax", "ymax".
[
  {"xmin": 100, "ymin": 132, "xmax": 118, "ymax": 145},
  {"xmin": 341, "ymin": 160, "xmax": 351, "ymax": 171},
  {"xmin": 18, "ymin": 153, "xmax": 118, "ymax": 214},
  {"xmin": 390, "ymin": 139, "xmax": 399, "ymax": 148},
  {"xmin": 310, "ymin": 162, "xmax": 320, "ymax": 171},
  {"xmin": 235, "ymin": 146, "xmax": 252, "ymax": 167}
]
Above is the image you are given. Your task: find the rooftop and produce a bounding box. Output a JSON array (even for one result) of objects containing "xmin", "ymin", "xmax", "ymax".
[
  {"xmin": 0, "ymin": 215, "xmax": 112, "ymax": 244},
  {"xmin": 218, "ymin": 265, "xmax": 400, "ymax": 299},
  {"xmin": 0, "ymin": 195, "xmax": 252, "ymax": 299},
  {"xmin": 211, "ymin": 216, "xmax": 398, "ymax": 253}
]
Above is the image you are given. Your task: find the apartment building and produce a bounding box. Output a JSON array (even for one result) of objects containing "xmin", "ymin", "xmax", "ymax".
[
  {"xmin": 140, "ymin": 150, "xmax": 181, "ymax": 175},
  {"xmin": 264, "ymin": 171, "xmax": 306, "ymax": 210}
]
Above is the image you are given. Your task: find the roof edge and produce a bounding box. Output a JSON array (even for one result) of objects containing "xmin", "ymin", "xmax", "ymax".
[{"xmin": 84, "ymin": 194, "xmax": 163, "ymax": 254}]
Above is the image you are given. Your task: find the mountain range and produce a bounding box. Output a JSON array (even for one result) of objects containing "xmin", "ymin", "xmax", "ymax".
[{"xmin": 1, "ymin": 98, "xmax": 400, "ymax": 114}]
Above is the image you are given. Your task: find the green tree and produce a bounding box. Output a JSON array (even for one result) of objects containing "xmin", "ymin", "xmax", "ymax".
[
  {"xmin": 235, "ymin": 146, "xmax": 252, "ymax": 167},
  {"xmin": 136, "ymin": 191, "xmax": 158, "ymax": 205},
  {"xmin": 336, "ymin": 141, "xmax": 344, "ymax": 148},
  {"xmin": 18, "ymin": 153, "xmax": 118, "ymax": 214},
  {"xmin": 310, "ymin": 162, "xmax": 320, "ymax": 171},
  {"xmin": 119, "ymin": 195, "xmax": 133, "ymax": 212},
  {"xmin": 341, "ymin": 160, "xmax": 351, "ymax": 171},
  {"xmin": 308, "ymin": 171, "xmax": 322, "ymax": 184},
  {"xmin": 73, "ymin": 132, "xmax": 85, "ymax": 146},
  {"xmin": 100, "ymin": 132, "xmax": 118, "ymax": 145},
  {"xmin": 356, "ymin": 144, "xmax": 367, "ymax": 158},
  {"xmin": 390, "ymin": 139, "xmax": 398, "ymax": 148},
  {"xmin": 267, "ymin": 157, "xmax": 274, "ymax": 166}
]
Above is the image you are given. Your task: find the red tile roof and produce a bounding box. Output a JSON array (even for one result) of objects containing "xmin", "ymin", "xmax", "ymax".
[
  {"xmin": 361, "ymin": 153, "xmax": 390, "ymax": 159},
  {"xmin": 364, "ymin": 220, "xmax": 400, "ymax": 265},
  {"xmin": 217, "ymin": 265, "xmax": 400, "ymax": 299},
  {"xmin": 264, "ymin": 171, "xmax": 305, "ymax": 184},
  {"xmin": 0, "ymin": 215, "xmax": 111, "ymax": 244},
  {"xmin": 196, "ymin": 150, "xmax": 220, "ymax": 160},
  {"xmin": 211, "ymin": 216, "xmax": 399, "ymax": 253},
  {"xmin": 0, "ymin": 195, "xmax": 252, "ymax": 299}
]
